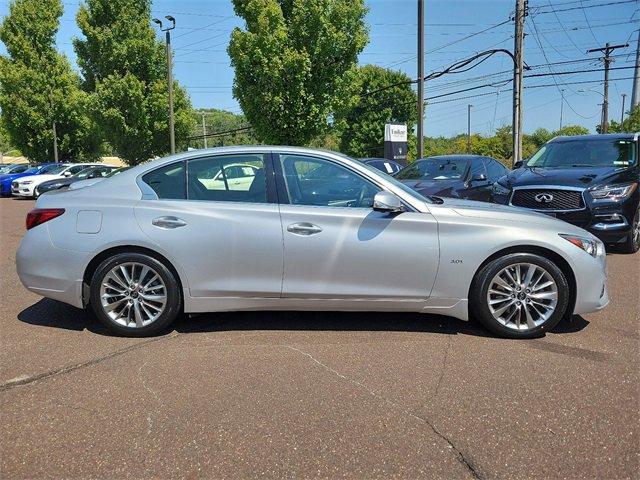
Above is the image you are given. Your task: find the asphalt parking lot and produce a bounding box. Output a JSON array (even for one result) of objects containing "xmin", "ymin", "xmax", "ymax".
[{"xmin": 0, "ymin": 197, "xmax": 638, "ymax": 479}]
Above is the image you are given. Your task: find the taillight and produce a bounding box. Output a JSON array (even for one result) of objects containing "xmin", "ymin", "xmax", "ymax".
[{"xmin": 26, "ymin": 208, "xmax": 65, "ymax": 230}]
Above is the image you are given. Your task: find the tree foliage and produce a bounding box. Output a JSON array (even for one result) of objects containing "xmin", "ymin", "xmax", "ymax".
[
  {"xmin": 0, "ymin": 0, "xmax": 101, "ymax": 162},
  {"xmin": 421, "ymin": 124, "xmax": 589, "ymax": 166},
  {"xmin": 74, "ymin": 0, "xmax": 193, "ymax": 164},
  {"xmin": 608, "ymin": 105, "xmax": 640, "ymax": 133},
  {"xmin": 334, "ymin": 65, "xmax": 416, "ymax": 158},
  {"xmin": 188, "ymin": 108, "xmax": 258, "ymax": 149},
  {"xmin": 228, "ymin": 0, "xmax": 368, "ymax": 145}
]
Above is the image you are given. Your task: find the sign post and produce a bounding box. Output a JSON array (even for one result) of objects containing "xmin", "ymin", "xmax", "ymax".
[{"xmin": 384, "ymin": 123, "xmax": 408, "ymax": 165}]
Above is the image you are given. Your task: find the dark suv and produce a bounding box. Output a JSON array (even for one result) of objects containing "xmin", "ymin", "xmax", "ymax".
[{"xmin": 493, "ymin": 133, "xmax": 639, "ymax": 253}]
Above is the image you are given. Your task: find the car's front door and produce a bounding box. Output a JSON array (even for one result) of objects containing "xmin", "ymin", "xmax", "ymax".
[
  {"xmin": 275, "ymin": 153, "xmax": 439, "ymax": 303},
  {"xmin": 462, "ymin": 159, "xmax": 492, "ymax": 201},
  {"xmin": 134, "ymin": 153, "xmax": 284, "ymax": 298}
]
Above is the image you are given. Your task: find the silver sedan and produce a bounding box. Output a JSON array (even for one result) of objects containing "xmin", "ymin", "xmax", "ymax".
[{"xmin": 16, "ymin": 147, "xmax": 609, "ymax": 338}]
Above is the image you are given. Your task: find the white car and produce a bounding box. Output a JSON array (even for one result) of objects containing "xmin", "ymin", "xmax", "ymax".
[
  {"xmin": 11, "ymin": 163, "xmax": 103, "ymax": 198},
  {"xmin": 198, "ymin": 163, "xmax": 259, "ymax": 191}
]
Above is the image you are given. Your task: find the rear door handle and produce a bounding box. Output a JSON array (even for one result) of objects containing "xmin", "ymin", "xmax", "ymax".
[
  {"xmin": 152, "ymin": 216, "xmax": 187, "ymax": 229},
  {"xmin": 287, "ymin": 222, "xmax": 323, "ymax": 236}
]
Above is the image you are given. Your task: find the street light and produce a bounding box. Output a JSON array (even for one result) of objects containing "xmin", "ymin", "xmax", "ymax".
[{"xmin": 152, "ymin": 15, "xmax": 176, "ymax": 154}]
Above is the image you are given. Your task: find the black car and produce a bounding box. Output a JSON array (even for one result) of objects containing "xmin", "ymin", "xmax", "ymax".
[
  {"xmin": 35, "ymin": 165, "xmax": 118, "ymax": 196},
  {"xmin": 493, "ymin": 134, "xmax": 639, "ymax": 253},
  {"xmin": 395, "ymin": 155, "xmax": 509, "ymax": 202},
  {"xmin": 360, "ymin": 158, "xmax": 404, "ymax": 175}
]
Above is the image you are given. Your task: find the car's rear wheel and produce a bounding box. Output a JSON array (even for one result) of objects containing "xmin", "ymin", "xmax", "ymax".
[
  {"xmin": 90, "ymin": 253, "xmax": 181, "ymax": 337},
  {"xmin": 619, "ymin": 206, "xmax": 640, "ymax": 254},
  {"xmin": 470, "ymin": 253, "xmax": 570, "ymax": 339}
]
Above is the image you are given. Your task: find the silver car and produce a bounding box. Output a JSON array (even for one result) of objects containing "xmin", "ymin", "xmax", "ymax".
[{"xmin": 16, "ymin": 147, "xmax": 609, "ymax": 338}]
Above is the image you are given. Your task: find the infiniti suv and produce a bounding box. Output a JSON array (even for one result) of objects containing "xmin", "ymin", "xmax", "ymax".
[{"xmin": 493, "ymin": 134, "xmax": 639, "ymax": 253}]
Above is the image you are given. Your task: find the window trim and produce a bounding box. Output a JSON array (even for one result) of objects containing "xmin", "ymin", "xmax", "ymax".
[
  {"xmin": 138, "ymin": 152, "xmax": 278, "ymax": 204},
  {"xmin": 273, "ymin": 152, "xmax": 413, "ymax": 211}
]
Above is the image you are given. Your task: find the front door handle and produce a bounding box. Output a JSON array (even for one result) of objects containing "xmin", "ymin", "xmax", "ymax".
[
  {"xmin": 152, "ymin": 216, "xmax": 187, "ymax": 229},
  {"xmin": 287, "ymin": 222, "xmax": 323, "ymax": 236}
]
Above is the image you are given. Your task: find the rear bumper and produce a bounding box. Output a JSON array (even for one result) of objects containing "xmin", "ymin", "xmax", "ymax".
[{"xmin": 16, "ymin": 225, "xmax": 86, "ymax": 308}]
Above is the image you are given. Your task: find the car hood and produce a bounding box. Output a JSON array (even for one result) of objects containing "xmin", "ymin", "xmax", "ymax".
[
  {"xmin": 502, "ymin": 166, "xmax": 632, "ymax": 188},
  {"xmin": 68, "ymin": 178, "xmax": 105, "ymax": 190},
  {"xmin": 400, "ymin": 178, "xmax": 462, "ymax": 196},
  {"xmin": 15, "ymin": 174, "xmax": 61, "ymax": 183},
  {"xmin": 0, "ymin": 172, "xmax": 33, "ymax": 182}
]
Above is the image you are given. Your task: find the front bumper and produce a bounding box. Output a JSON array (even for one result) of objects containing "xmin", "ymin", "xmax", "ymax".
[{"xmin": 11, "ymin": 182, "xmax": 36, "ymax": 197}]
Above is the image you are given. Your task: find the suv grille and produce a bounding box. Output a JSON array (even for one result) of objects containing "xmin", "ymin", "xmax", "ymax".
[{"xmin": 511, "ymin": 189, "xmax": 584, "ymax": 210}]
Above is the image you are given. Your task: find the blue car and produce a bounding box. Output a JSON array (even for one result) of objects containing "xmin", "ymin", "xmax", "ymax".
[{"xmin": 0, "ymin": 163, "xmax": 62, "ymax": 196}]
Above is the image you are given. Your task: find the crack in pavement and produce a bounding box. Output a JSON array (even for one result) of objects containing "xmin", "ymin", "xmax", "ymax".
[
  {"xmin": 283, "ymin": 344, "xmax": 483, "ymax": 480},
  {"xmin": 0, "ymin": 333, "xmax": 180, "ymax": 392},
  {"xmin": 433, "ymin": 334, "xmax": 452, "ymax": 401}
]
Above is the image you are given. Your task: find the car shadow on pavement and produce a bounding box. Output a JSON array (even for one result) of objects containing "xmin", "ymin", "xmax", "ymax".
[{"xmin": 17, "ymin": 298, "xmax": 589, "ymax": 338}]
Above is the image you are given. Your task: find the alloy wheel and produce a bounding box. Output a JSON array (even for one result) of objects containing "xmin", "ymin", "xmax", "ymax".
[
  {"xmin": 99, "ymin": 262, "xmax": 167, "ymax": 328},
  {"xmin": 486, "ymin": 262, "xmax": 558, "ymax": 331}
]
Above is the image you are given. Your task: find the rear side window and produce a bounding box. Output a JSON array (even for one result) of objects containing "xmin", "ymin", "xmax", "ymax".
[
  {"xmin": 142, "ymin": 162, "xmax": 186, "ymax": 199},
  {"xmin": 186, "ymin": 154, "xmax": 267, "ymax": 203}
]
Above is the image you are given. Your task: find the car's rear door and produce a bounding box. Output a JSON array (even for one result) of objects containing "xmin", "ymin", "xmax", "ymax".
[
  {"xmin": 275, "ymin": 152, "xmax": 439, "ymax": 303},
  {"xmin": 134, "ymin": 152, "xmax": 284, "ymax": 298}
]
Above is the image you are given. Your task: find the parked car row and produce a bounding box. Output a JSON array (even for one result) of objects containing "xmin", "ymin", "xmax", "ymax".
[{"xmin": 0, "ymin": 162, "xmax": 122, "ymax": 198}]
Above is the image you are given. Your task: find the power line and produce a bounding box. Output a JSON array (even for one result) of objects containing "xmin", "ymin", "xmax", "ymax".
[{"xmin": 536, "ymin": 0, "xmax": 637, "ymax": 14}]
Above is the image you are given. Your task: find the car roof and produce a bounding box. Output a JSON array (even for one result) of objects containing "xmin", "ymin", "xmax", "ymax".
[{"xmin": 549, "ymin": 133, "xmax": 637, "ymax": 143}]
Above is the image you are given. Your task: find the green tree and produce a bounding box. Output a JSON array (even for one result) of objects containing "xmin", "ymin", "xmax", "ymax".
[
  {"xmin": 0, "ymin": 0, "xmax": 101, "ymax": 162},
  {"xmin": 228, "ymin": 0, "xmax": 368, "ymax": 145},
  {"xmin": 74, "ymin": 0, "xmax": 193, "ymax": 164},
  {"xmin": 190, "ymin": 108, "xmax": 258, "ymax": 149},
  {"xmin": 609, "ymin": 105, "xmax": 640, "ymax": 133},
  {"xmin": 334, "ymin": 65, "xmax": 416, "ymax": 158},
  {"xmin": 555, "ymin": 125, "xmax": 589, "ymax": 137}
]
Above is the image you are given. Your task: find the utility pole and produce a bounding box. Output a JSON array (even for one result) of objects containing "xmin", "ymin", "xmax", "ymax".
[
  {"xmin": 201, "ymin": 112, "xmax": 208, "ymax": 149},
  {"xmin": 417, "ymin": 0, "xmax": 425, "ymax": 158},
  {"xmin": 512, "ymin": 0, "xmax": 526, "ymax": 166},
  {"xmin": 467, "ymin": 104, "xmax": 473, "ymax": 153},
  {"xmin": 153, "ymin": 15, "xmax": 176, "ymax": 154},
  {"xmin": 587, "ymin": 42, "xmax": 628, "ymax": 134},
  {"xmin": 559, "ymin": 89, "xmax": 565, "ymax": 130},
  {"xmin": 632, "ymin": 30, "xmax": 640, "ymax": 108},
  {"xmin": 620, "ymin": 93, "xmax": 627, "ymax": 125},
  {"xmin": 52, "ymin": 121, "xmax": 59, "ymax": 163}
]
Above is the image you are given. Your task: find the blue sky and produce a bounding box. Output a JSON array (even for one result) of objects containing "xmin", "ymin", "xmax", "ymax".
[{"xmin": 0, "ymin": 0, "xmax": 638, "ymax": 137}]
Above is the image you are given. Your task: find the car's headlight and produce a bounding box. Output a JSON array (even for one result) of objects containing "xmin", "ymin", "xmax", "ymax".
[
  {"xmin": 21, "ymin": 180, "xmax": 33, "ymax": 185},
  {"xmin": 589, "ymin": 182, "xmax": 637, "ymax": 201},
  {"xmin": 559, "ymin": 234, "xmax": 604, "ymax": 258}
]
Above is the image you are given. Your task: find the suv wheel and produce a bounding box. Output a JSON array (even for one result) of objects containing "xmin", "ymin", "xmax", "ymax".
[
  {"xmin": 470, "ymin": 253, "xmax": 570, "ymax": 339},
  {"xmin": 90, "ymin": 253, "xmax": 181, "ymax": 337},
  {"xmin": 619, "ymin": 206, "xmax": 640, "ymax": 254}
]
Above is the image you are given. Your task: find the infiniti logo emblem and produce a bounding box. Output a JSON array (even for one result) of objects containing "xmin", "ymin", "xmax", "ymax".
[{"xmin": 535, "ymin": 193, "xmax": 554, "ymax": 203}]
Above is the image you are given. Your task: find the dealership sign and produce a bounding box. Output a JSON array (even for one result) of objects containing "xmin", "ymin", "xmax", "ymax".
[{"xmin": 384, "ymin": 123, "xmax": 408, "ymax": 164}]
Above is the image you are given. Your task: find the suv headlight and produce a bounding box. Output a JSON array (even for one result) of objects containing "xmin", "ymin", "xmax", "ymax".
[
  {"xmin": 559, "ymin": 234, "xmax": 604, "ymax": 257},
  {"xmin": 589, "ymin": 182, "xmax": 637, "ymax": 201}
]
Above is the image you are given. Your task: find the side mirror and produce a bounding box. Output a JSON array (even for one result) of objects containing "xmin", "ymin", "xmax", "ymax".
[
  {"xmin": 513, "ymin": 160, "xmax": 524, "ymax": 169},
  {"xmin": 373, "ymin": 191, "xmax": 404, "ymax": 213},
  {"xmin": 471, "ymin": 173, "xmax": 487, "ymax": 182},
  {"xmin": 63, "ymin": 171, "xmax": 73, "ymax": 177}
]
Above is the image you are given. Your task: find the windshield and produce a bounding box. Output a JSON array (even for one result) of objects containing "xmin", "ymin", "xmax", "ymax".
[
  {"xmin": 23, "ymin": 167, "xmax": 39, "ymax": 174},
  {"xmin": 527, "ymin": 139, "xmax": 637, "ymax": 168},
  {"xmin": 395, "ymin": 158, "xmax": 469, "ymax": 180},
  {"xmin": 40, "ymin": 164, "xmax": 67, "ymax": 174}
]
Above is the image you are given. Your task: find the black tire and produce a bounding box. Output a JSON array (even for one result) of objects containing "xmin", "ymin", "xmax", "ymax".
[
  {"xmin": 619, "ymin": 206, "xmax": 640, "ymax": 254},
  {"xmin": 470, "ymin": 253, "xmax": 570, "ymax": 339},
  {"xmin": 89, "ymin": 253, "xmax": 181, "ymax": 337}
]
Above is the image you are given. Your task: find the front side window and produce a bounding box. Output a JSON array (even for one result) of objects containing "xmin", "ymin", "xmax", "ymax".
[
  {"xmin": 187, "ymin": 154, "xmax": 266, "ymax": 203},
  {"xmin": 486, "ymin": 159, "xmax": 508, "ymax": 179},
  {"xmin": 527, "ymin": 139, "xmax": 637, "ymax": 168},
  {"xmin": 280, "ymin": 155, "xmax": 380, "ymax": 208},
  {"xmin": 66, "ymin": 165, "xmax": 87, "ymax": 175},
  {"xmin": 396, "ymin": 158, "xmax": 469, "ymax": 181},
  {"xmin": 142, "ymin": 162, "xmax": 186, "ymax": 200},
  {"xmin": 41, "ymin": 164, "xmax": 67, "ymax": 175}
]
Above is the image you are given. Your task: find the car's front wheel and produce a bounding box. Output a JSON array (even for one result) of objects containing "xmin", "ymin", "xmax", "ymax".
[
  {"xmin": 619, "ymin": 206, "xmax": 640, "ymax": 254},
  {"xmin": 470, "ymin": 253, "xmax": 570, "ymax": 339},
  {"xmin": 90, "ymin": 253, "xmax": 182, "ymax": 337}
]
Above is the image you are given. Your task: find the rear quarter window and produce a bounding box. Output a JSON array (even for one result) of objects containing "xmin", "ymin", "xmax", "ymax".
[{"xmin": 142, "ymin": 162, "xmax": 186, "ymax": 199}]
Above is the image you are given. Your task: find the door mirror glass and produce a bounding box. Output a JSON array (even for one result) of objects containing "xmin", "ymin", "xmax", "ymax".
[{"xmin": 373, "ymin": 191, "xmax": 404, "ymax": 213}]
